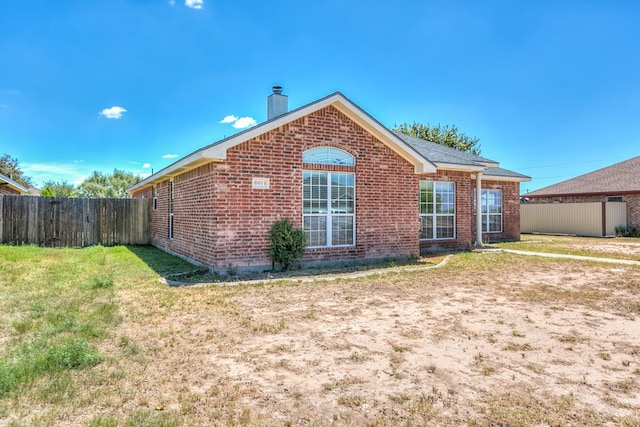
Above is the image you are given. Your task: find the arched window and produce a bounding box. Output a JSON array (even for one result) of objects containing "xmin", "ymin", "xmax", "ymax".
[{"xmin": 302, "ymin": 147, "xmax": 355, "ymax": 166}]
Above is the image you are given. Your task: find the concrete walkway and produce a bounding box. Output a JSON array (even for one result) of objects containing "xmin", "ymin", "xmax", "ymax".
[
  {"xmin": 499, "ymin": 248, "xmax": 640, "ymax": 266},
  {"xmin": 168, "ymin": 249, "xmax": 640, "ymax": 287},
  {"xmin": 168, "ymin": 254, "xmax": 455, "ymax": 287}
]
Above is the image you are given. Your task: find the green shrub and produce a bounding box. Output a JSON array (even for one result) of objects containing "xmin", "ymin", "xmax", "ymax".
[{"xmin": 268, "ymin": 219, "xmax": 306, "ymax": 271}]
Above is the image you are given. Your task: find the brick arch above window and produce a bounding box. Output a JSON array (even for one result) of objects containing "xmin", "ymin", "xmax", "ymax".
[{"xmin": 302, "ymin": 147, "xmax": 355, "ymax": 166}]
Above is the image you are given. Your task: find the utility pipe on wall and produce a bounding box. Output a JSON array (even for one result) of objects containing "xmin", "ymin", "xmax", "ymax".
[{"xmin": 476, "ymin": 172, "xmax": 483, "ymax": 247}]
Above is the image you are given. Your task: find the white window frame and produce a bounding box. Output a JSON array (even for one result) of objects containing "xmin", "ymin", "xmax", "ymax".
[
  {"xmin": 302, "ymin": 147, "xmax": 355, "ymax": 166},
  {"xmin": 303, "ymin": 171, "xmax": 355, "ymax": 248},
  {"xmin": 152, "ymin": 186, "xmax": 157, "ymax": 210},
  {"xmin": 419, "ymin": 181, "xmax": 456, "ymax": 240},
  {"xmin": 476, "ymin": 188, "xmax": 503, "ymax": 233}
]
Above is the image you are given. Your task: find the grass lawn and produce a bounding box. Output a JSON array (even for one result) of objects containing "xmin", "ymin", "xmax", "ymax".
[
  {"xmin": 494, "ymin": 234, "xmax": 640, "ymax": 261},
  {"xmin": 1, "ymin": 243, "xmax": 639, "ymax": 426}
]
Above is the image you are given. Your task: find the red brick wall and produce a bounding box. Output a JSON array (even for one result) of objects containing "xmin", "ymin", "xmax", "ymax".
[
  {"xmin": 0, "ymin": 185, "xmax": 21, "ymax": 195},
  {"xmin": 527, "ymin": 193, "xmax": 640, "ymax": 232},
  {"xmin": 417, "ymin": 171, "xmax": 473, "ymax": 252},
  {"xmin": 627, "ymin": 195, "xmax": 640, "ymax": 231},
  {"xmin": 133, "ymin": 106, "xmax": 522, "ymax": 271},
  {"xmin": 479, "ymin": 180, "xmax": 521, "ymax": 243}
]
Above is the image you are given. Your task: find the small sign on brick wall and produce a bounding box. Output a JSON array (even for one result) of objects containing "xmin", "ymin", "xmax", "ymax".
[{"xmin": 252, "ymin": 177, "xmax": 270, "ymax": 190}]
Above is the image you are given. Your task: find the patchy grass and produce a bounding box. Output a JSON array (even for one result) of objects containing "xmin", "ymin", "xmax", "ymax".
[
  {"xmin": 0, "ymin": 245, "xmax": 120, "ymax": 398},
  {"xmin": 1, "ymin": 241, "xmax": 639, "ymax": 426},
  {"xmin": 476, "ymin": 389, "xmax": 607, "ymax": 426},
  {"xmin": 494, "ymin": 234, "xmax": 640, "ymax": 261}
]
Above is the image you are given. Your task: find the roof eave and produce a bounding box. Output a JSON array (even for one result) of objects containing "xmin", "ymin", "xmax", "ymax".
[
  {"xmin": 0, "ymin": 176, "xmax": 29, "ymax": 194},
  {"xmin": 482, "ymin": 175, "xmax": 531, "ymax": 183},
  {"xmin": 128, "ymin": 92, "xmax": 439, "ymax": 194},
  {"xmin": 327, "ymin": 96, "xmax": 437, "ymax": 173},
  {"xmin": 433, "ymin": 162, "xmax": 487, "ymax": 173},
  {"xmin": 527, "ymin": 189, "xmax": 640, "ymax": 198},
  {"xmin": 127, "ymin": 151, "xmax": 223, "ymax": 193}
]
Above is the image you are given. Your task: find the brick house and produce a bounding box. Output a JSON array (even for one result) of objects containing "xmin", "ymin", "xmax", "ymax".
[
  {"xmin": 128, "ymin": 88, "xmax": 530, "ymax": 272},
  {"xmin": 523, "ymin": 156, "xmax": 640, "ymax": 232},
  {"xmin": 0, "ymin": 173, "xmax": 29, "ymax": 195}
]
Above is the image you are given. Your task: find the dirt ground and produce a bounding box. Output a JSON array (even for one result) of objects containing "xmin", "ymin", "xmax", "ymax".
[{"xmin": 93, "ymin": 247, "xmax": 640, "ymax": 426}]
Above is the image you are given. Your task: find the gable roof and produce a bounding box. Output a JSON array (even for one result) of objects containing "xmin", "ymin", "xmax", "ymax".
[
  {"xmin": 0, "ymin": 173, "xmax": 29, "ymax": 194},
  {"xmin": 527, "ymin": 156, "xmax": 640, "ymax": 197},
  {"xmin": 128, "ymin": 91, "xmax": 529, "ymax": 193}
]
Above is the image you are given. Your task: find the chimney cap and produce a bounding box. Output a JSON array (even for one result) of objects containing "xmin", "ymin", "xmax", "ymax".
[{"xmin": 272, "ymin": 85, "xmax": 283, "ymax": 95}]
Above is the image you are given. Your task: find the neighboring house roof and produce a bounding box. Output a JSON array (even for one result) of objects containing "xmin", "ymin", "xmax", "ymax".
[
  {"xmin": 0, "ymin": 173, "xmax": 29, "ymax": 194},
  {"xmin": 527, "ymin": 156, "xmax": 640, "ymax": 197},
  {"xmin": 129, "ymin": 91, "xmax": 529, "ymax": 193}
]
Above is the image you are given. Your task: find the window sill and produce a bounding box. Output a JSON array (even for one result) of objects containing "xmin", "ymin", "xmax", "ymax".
[
  {"xmin": 306, "ymin": 245, "xmax": 356, "ymax": 250},
  {"xmin": 419, "ymin": 237, "xmax": 456, "ymax": 241}
]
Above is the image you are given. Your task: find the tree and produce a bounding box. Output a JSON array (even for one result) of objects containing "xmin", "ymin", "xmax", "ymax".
[
  {"xmin": 0, "ymin": 154, "xmax": 33, "ymax": 187},
  {"xmin": 77, "ymin": 169, "xmax": 142, "ymax": 198},
  {"xmin": 394, "ymin": 122, "xmax": 481, "ymax": 156},
  {"xmin": 40, "ymin": 180, "xmax": 78, "ymax": 197}
]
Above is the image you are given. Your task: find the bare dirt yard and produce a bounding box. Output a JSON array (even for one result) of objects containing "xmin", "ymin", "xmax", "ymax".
[
  {"xmin": 99, "ymin": 250, "xmax": 640, "ymax": 426},
  {"xmin": 3, "ymin": 243, "xmax": 639, "ymax": 426}
]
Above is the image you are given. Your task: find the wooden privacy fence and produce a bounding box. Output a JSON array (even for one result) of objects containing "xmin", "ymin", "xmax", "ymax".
[
  {"xmin": 0, "ymin": 195, "xmax": 151, "ymax": 247},
  {"xmin": 521, "ymin": 201, "xmax": 627, "ymax": 237}
]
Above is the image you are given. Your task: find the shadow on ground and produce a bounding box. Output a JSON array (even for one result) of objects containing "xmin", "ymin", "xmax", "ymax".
[{"xmin": 124, "ymin": 245, "xmax": 450, "ymax": 286}]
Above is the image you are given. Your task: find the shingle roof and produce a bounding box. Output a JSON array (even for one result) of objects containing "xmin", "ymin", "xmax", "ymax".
[
  {"xmin": 527, "ymin": 156, "xmax": 640, "ymax": 197},
  {"xmin": 393, "ymin": 131, "xmax": 497, "ymax": 167},
  {"xmin": 393, "ymin": 132, "xmax": 529, "ymax": 181},
  {"xmin": 483, "ymin": 167, "xmax": 531, "ymax": 180},
  {"xmin": 128, "ymin": 91, "xmax": 530, "ymax": 193}
]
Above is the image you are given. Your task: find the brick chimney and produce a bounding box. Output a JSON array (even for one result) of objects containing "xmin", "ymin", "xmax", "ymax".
[{"xmin": 267, "ymin": 85, "xmax": 288, "ymax": 120}]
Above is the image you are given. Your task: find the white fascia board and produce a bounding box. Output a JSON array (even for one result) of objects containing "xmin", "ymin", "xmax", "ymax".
[
  {"xmin": 482, "ymin": 175, "xmax": 531, "ymax": 183},
  {"xmin": 198, "ymin": 97, "xmax": 338, "ymax": 160},
  {"xmin": 477, "ymin": 160, "xmax": 500, "ymax": 168},
  {"xmin": 0, "ymin": 175, "xmax": 28, "ymax": 194},
  {"xmin": 127, "ymin": 151, "xmax": 214, "ymax": 193},
  {"xmin": 434, "ymin": 162, "xmax": 487, "ymax": 173},
  {"xmin": 128, "ymin": 93, "xmax": 439, "ymax": 193},
  {"xmin": 330, "ymin": 98, "xmax": 437, "ymax": 173}
]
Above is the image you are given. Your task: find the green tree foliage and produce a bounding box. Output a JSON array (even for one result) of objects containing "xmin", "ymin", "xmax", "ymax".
[
  {"xmin": 40, "ymin": 180, "xmax": 78, "ymax": 197},
  {"xmin": 268, "ymin": 218, "xmax": 306, "ymax": 271},
  {"xmin": 0, "ymin": 154, "xmax": 33, "ymax": 187},
  {"xmin": 394, "ymin": 122, "xmax": 481, "ymax": 156},
  {"xmin": 76, "ymin": 169, "xmax": 142, "ymax": 198}
]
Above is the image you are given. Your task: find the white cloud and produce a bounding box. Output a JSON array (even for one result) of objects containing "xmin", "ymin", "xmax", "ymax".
[
  {"xmin": 22, "ymin": 162, "xmax": 102, "ymax": 187},
  {"xmin": 99, "ymin": 106, "xmax": 127, "ymax": 119},
  {"xmin": 185, "ymin": 0, "xmax": 203, "ymax": 9},
  {"xmin": 169, "ymin": 0, "xmax": 175, "ymax": 5},
  {"xmin": 233, "ymin": 117, "xmax": 257, "ymax": 129},
  {"xmin": 162, "ymin": 154, "xmax": 179, "ymax": 159},
  {"xmin": 219, "ymin": 115, "xmax": 238, "ymax": 124},
  {"xmin": 219, "ymin": 114, "xmax": 257, "ymax": 129},
  {"xmin": 142, "ymin": 163, "xmax": 151, "ymax": 169}
]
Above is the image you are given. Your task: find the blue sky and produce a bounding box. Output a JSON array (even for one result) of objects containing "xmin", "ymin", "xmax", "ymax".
[{"xmin": 1, "ymin": 0, "xmax": 638, "ymax": 194}]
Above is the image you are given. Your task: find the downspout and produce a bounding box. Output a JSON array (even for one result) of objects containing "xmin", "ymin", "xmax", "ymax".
[{"xmin": 475, "ymin": 172, "xmax": 483, "ymax": 247}]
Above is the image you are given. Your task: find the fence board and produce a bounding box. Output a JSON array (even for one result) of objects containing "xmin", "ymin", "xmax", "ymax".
[
  {"xmin": 521, "ymin": 201, "xmax": 627, "ymax": 237},
  {"xmin": 0, "ymin": 195, "xmax": 150, "ymax": 247}
]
